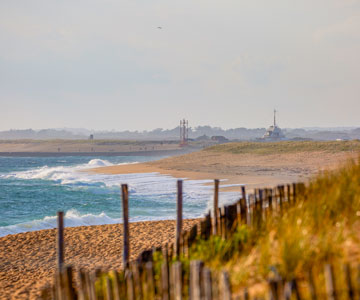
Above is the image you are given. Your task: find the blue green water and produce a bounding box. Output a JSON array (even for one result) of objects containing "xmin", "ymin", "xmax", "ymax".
[{"xmin": 0, "ymin": 156, "xmax": 238, "ymax": 237}]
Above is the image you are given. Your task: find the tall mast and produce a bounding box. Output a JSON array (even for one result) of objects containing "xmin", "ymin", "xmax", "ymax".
[{"xmin": 274, "ymin": 109, "xmax": 276, "ymax": 127}]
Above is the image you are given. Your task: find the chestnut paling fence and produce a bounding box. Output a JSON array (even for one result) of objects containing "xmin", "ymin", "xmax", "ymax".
[{"xmin": 42, "ymin": 180, "xmax": 360, "ymax": 300}]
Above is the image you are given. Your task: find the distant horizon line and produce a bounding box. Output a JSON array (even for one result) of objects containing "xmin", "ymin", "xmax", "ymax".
[{"xmin": 1, "ymin": 125, "xmax": 359, "ymax": 133}]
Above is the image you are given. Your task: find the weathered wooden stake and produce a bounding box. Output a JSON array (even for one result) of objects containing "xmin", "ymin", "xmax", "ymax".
[
  {"xmin": 307, "ymin": 268, "xmax": 317, "ymax": 300},
  {"xmin": 190, "ymin": 260, "xmax": 203, "ymax": 300},
  {"xmin": 202, "ymin": 267, "xmax": 212, "ymax": 300},
  {"xmin": 171, "ymin": 262, "xmax": 182, "ymax": 300},
  {"xmin": 109, "ymin": 270, "xmax": 121, "ymax": 300},
  {"xmin": 146, "ymin": 261, "xmax": 156, "ymax": 299},
  {"xmin": 219, "ymin": 271, "xmax": 231, "ymax": 300},
  {"xmin": 176, "ymin": 180, "xmax": 183, "ymax": 257},
  {"xmin": 213, "ymin": 179, "xmax": 219, "ymax": 235},
  {"xmin": 324, "ymin": 264, "xmax": 337, "ymax": 300},
  {"xmin": 125, "ymin": 270, "xmax": 135, "ymax": 300},
  {"xmin": 344, "ymin": 264, "xmax": 354, "ymax": 300},
  {"xmin": 161, "ymin": 259, "xmax": 170, "ymax": 300},
  {"xmin": 241, "ymin": 186, "xmax": 249, "ymax": 225},
  {"xmin": 121, "ymin": 184, "xmax": 130, "ymax": 266},
  {"xmin": 105, "ymin": 276, "xmax": 114, "ymax": 300},
  {"xmin": 57, "ymin": 211, "xmax": 64, "ymax": 269}
]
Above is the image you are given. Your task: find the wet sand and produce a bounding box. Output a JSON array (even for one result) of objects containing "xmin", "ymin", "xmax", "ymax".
[{"xmin": 0, "ymin": 219, "xmax": 199, "ymax": 300}]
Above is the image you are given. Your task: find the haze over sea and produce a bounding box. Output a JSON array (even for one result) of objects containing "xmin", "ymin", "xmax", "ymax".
[{"xmin": 0, "ymin": 156, "xmax": 238, "ymax": 237}]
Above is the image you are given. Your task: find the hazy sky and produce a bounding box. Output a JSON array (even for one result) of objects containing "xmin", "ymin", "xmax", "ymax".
[{"xmin": 1, "ymin": 0, "xmax": 359, "ymax": 131}]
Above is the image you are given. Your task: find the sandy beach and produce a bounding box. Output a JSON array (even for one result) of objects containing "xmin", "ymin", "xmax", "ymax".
[
  {"xmin": 0, "ymin": 219, "xmax": 199, "ymax": 299},
  {"xmin": 91, "ymin": 149, "xmax": 359, "ymax": 192},
  {"xmin": 2, "ymin": 144, "xmax": 359, "ymax": 299}
]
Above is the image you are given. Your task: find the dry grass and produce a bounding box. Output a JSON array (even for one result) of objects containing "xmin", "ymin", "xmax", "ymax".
[
  {"xmin": 180, "ymin": 155, "xmax": 360, "ymax": 292},
  {"xmin": 206, "ymin": 140, "xmax": 360, "ymax": 155}
]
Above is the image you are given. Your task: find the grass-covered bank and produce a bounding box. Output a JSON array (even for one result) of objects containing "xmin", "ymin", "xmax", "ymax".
[
  {"xmin": 206, "ymin": 140, "xmax": 360, "ymax": 155},
  {"xmin": 169, "ymin": 155, "xmax": 360, "ymax": 295}
]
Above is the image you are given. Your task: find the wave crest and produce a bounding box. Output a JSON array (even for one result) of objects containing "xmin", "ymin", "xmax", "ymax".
[{"xmin": 0, "ymin": 209, "xmax": 120, "ymax": 237}]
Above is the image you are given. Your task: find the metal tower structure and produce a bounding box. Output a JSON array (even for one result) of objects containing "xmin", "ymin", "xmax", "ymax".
[
  {"xmin": 274, "ymin": 109, "xmax": 277, "ymax": 127},
  {"xmin": 179, "ymin": 119, "xmax": 189, "ymax": 146}
]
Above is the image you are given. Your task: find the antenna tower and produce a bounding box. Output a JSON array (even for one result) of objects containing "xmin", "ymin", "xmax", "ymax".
[{"xmin": 180, "ymin": 119, "xmax": 189, "ymax": 146}]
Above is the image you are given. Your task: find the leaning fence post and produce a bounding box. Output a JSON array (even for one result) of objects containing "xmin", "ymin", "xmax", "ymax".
[
  {"xmin": 121, "ymin": 184, "xmax": 130, "ymax": 266},
  {"xmin": 176, "ymin": 180, "xmax": 183, "ymax": 258},
  {"xmin": 57, "ymin": 211, "xmax": 64, "ymax": 269},
  {"xmin": 213, "ymin": 179, "xmax": 219, "ymax": 235}
]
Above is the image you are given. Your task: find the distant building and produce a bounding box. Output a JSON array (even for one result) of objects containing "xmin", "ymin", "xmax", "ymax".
[
  {"xmin": 211, "ymin": 136, "xmax": 229, "ymax": 143},
  {"xmin": 262, "ymin": 110, "xmax": 285, "ymax": 140},
  {"xmin": 195, "ymin": 134, "xmax": 210, "ymax": 141}
]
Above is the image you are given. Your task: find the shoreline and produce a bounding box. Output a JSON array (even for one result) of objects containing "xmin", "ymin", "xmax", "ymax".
[{"xmin": 0, "ymin": 148, "xmax": 194, "ymax": 157}]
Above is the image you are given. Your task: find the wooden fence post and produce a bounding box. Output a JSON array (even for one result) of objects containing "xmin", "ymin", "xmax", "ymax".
[
  {"xmin": 240, "ymin": 186, "xmax": 248, "ymax": 225},
  {"xmin": 190, "ymin": 260, "xmax": 204, "ymax": 300},
  {"xmin": 324, "ymin": 264, "xmax": 337, "ymax": 300},
  {"xmin": 292, "ymin": 183, "xmax": 297, "ymax": 204},
  {"xmin": 131, "ymin": 261, "xmax": 143, "ymax": 300},
  {"xmin": 213, "ymin": 179, "xmax": 219, "ymax": 235},
  {"xmin": 161, "ymin": 257, "xmax": 170, "ymax": 300},
  {"xmin": 307, "ymin": 268, "xmax": 317, "ymax": 300},
  {"xmin": 202, "ymin": 267, "xmax": 212, "ymax": 300},
  {"xmin": 344, "ymin": 264, "xmax": 354, "ymax": 300},
  {"xmin": 121, "ymin": 184, "xmax": 130, "ymax": 266},
  {"xmin": 109, "ymin": 270, "xmax": 121, "ymax": 300},
  {"xmin": 105, "ymin": 276, "xmax": 114, "ymax": 300},
  {"xmin": 78, "ymin": 269, "xmax": 87, "ymax": 300},
  {"xmin": 145, "ymin": 262, "xmax": 156, "ymax": 299},
  {"xmin": 287, "ymin": 184, "xmax": 291, "ymax": 204},
  {"xmin": 176, "ymin": 180, "xmax": 183, "ymax": 258},
  {"xmin": 171, "ymin": 262, "xmax": 182, "ymax": 300},
  {"xmin": 213, "ymin": 179, "xmax": 220, "ymax": 235},
  {"xmin": 125, "ymin": 269, "xmax": 135, "ymax": 300},
  {"xmin": 57, "ymin": 211, "xmax": 64, "ymax": 270},
  {"xmin": 219, "ymin": 271, "xmax": 231, "ymax": 300}
]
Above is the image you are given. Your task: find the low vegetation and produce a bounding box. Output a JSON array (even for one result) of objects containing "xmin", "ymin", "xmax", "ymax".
[
  {"xmin": 206, "ymin": 140, "xmax": 360, "ymax": 155},
  {"xmin": 169, "ymin": 155, "xmax": 360, "ymax": 295}
]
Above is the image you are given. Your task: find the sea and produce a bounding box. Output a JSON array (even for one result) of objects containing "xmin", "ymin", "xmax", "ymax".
[{"xmin": 0, "ymin": 155, "xmax": 240, "ymax": 237}]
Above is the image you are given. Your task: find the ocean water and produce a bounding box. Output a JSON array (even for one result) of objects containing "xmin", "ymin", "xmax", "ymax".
[{"xmin": 0, "ymin": 156, "xmax": 240, "ymax": 237}]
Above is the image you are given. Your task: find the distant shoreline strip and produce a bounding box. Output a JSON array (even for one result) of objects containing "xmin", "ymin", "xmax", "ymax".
[{"xmin": 0, "ymin": 149, "xmax": 193, "ymax": 157}]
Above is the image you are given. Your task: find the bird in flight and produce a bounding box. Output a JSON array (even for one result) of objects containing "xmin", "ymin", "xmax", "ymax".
[{"xmin": 157, "ymin": 26, "xmax": 162, "ymax": 29}]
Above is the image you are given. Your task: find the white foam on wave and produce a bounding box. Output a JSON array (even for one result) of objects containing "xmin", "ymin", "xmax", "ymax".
[
  {"xmin": 1, "ymin": 159, "xmax": 242, "ymax": 236},
  {"xmin": 0, "ymin": 209, "xmax": 121, "ymax": 237},
  {"xmin": 2, "ymin": 159, "xmax": 121, "ymax": 186}
]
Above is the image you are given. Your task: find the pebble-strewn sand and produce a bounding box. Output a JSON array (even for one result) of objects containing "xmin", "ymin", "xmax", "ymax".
[{"xmin": 0, "ymin": 219, "xmax": 199, "ymax": 299}]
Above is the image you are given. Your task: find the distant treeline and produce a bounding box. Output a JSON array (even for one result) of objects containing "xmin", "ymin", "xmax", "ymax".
[{"xmin": 1, "ymin": 126, "xmax": 360, "ymax": 141}]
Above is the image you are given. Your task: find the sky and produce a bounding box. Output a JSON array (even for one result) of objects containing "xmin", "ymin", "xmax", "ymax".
[{"xmin": 0, "ymin": 0, "xmax": 359, "ymax": 131}]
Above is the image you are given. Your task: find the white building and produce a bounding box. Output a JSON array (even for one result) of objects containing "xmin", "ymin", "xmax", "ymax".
[{"xmin": 262, "ymin": 110, "xmax": 286, "ymax": 140}]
